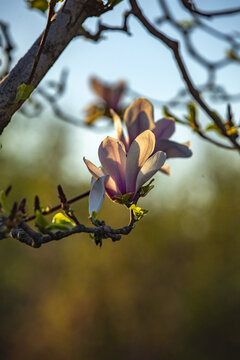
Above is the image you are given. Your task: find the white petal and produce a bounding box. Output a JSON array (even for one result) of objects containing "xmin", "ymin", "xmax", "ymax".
[
  {"xmin": 89, "ymin": 176, "xmax": 106, "ymax": 216},
  {"xmin": 136, "ymin": 151, "xmax": 166, "ymax": 192},
  {"xmin": 91, "ymin": 176, "xmax": 96, "ymax": 187}
]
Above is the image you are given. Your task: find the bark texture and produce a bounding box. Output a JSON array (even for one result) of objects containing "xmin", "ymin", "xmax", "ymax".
[{"xmin": 0, "ymin": 0, "xmax": 98, "ymax": 134}]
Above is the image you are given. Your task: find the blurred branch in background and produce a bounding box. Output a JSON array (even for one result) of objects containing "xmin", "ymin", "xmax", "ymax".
[
  {"xmin": 1, "ymin": 1, "xmax": 240, "ymax": 149},
  {"xmin": 129, "ymin": 0, "xmax": 240, "ymax": 151},
  {"xmin": 0, "ymin": 21, "xmax": 14, "ymax": 79},
  {"xmin": 23, "ymin": 69, "xmax": 238, "ymax": 150},
  {"xmin": 181, "ymin": 0, "xmax": 240, "ymax": 18},
  {"xmin": 2, "ymin": 0, "xmax": 239, "ymax": 150},
  {"xmin": 155, "ymin": 0, "xmax": 240, "ymax": 105}
]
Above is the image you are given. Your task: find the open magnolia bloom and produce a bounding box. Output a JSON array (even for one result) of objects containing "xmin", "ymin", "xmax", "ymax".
[
  {"xmin": 111, "ymin": 98, "xmax": 192, "ymax": 174},
  {"xmin": 84, "ymin": 130, "xmax": 166, "ymax": 215}
]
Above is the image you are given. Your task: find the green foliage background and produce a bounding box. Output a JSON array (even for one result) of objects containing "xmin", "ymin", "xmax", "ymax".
[{"xmin": 0, "ymin": 116, "xmax": 240, "ymax": 359}]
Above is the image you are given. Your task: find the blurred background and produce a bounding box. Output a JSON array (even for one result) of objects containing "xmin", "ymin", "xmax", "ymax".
[{"xmin": 0, "ymin": 1, "xmax": 240, "ymax": 359}]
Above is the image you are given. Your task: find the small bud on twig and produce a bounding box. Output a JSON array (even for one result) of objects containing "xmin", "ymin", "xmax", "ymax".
[
  {"xmin": 57, "ymin": 184, "xmax": 69, "ymax": 211},
  {"xmin": 18, "ymin": 198, "xmax": 26, "ymax": 215},
  {"xmin": 4, "ymin": 185, "xmax": 12, "ymax": 196},
  {"xmin": 34, "ymin": 195, "xmax": 40, "ymax": 212},
  {"xmin": 8, "ymin": 202, "xmax": 18, "ymax": 222}
]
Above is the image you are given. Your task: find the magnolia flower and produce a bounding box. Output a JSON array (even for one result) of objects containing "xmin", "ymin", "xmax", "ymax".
[
  {"xmin": 91, "ymin": 77, "xmax": 126, "ymax": 111},
  {"xmin": 84, "ymin": 130, "xmax": 166, "ymax": 215},
  {"xmin": 85, "ymin": 77, "xmax": 126, "ymax": 126},
  {"xmin": 111, "ymin": 98, "xmax": 192, "ymax": 174}
]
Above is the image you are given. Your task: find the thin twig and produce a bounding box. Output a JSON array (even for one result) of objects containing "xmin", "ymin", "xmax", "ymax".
[
  {"xmin": 181, "ymin": 0, "xmax": 240, "ymax": 18},
  {"xmin": 27, "ymin": 0, "xmax": 57, "ymax": 85},
  {"xmin": 25, "ymin": 190, "xmax": 90, "ymax": 222},
  {"xmin": 76, "ymin": 10, "xmax": 132, "ymax": 40}
]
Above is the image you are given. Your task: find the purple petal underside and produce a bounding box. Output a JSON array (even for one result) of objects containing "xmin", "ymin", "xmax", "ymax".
[
  {"xmin": 109, "ymin": 81, "xmax": 125, "ymax": 110},
  {"xmin": 90, "ymin": 77, "xmax": 109, "ymax": 102},
  {"xmin": 154, "ymin": 139, "xmax": 192, "ymax": 158},
  {"xmin": 153, "ymin": 118, "xmax": 175, "ymax": 139}
]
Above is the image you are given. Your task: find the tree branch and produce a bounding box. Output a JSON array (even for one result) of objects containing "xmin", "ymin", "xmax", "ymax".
[
  {"xmin": 10, "ymin": 214, "xmax": 136, "ymax": 248},
  {"xmin": 129, "ymin": 0, "xmax": 240, "ymax": 152},
  {"xmin": 0, "ymin": 0, "xmax": 112, "ymax": 134},
  {"xmin": 1, "ymin": 185, "xmax": 141, "ymax": 248}
]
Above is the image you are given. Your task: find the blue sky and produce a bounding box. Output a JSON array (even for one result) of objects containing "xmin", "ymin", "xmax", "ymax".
[{"xmin": 1, "ymin": 0, "xmax": 240, "ymax": 194}]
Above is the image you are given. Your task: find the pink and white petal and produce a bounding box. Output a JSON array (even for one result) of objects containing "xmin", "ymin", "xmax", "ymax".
[
  {"xmin": 126, "ymin": 130, "xmax": 155, "ymax": 193},
  {"xmin": 110, "ymin": 109, "xmax": 127, "ymax": 148},
  {"xmin": 124, "ymin": 98, "xmax": 155, "ymax": 144},
  {"xmin": 110, "ymin": 109, "xmax": 123, "ymax": 139},
  {"xmin": 89, "ymin": 176, "xmax": 107, "ymax": 216},
  {"xmin": 135, "ymin": 151, "xmax": 166, "ymax": 192},
  {"xmin": 83, "ymin": 157, "xmax": 105, "ymax": 179},
  {"xmin": 98, "ymin": 136, "xmax": 126, "ymax": 194},
  {"xmin": 159, "ymin": 163, "xmax": 170, "ymax": 175},
  {"xmin": 154, "ymin": 139, "xmax": 192, "ymax": 158},
  {"xmin": 153, "ymin": 118, "xmax": 175, "ymax": 139}
]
